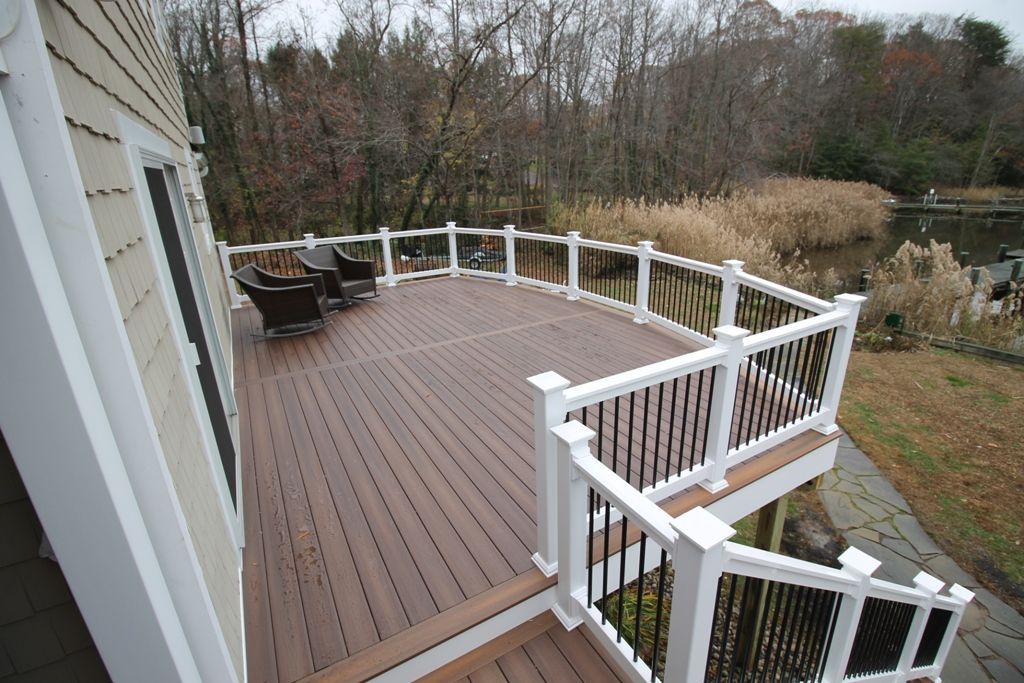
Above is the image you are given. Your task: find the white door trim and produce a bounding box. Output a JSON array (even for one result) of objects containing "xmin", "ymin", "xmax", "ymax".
[{"xmin": 118, "ymin": 112, "xmax": 242, "ymax": 548}]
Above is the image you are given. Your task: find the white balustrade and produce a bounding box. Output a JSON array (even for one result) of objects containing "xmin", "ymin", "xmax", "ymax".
[
  {"xmin": 503, "ymin": 224, "xmax": 517, "ymax": 285},
  {"xmin": 634, "ymin": 240, "xmax": 653, "ymax": 323}
]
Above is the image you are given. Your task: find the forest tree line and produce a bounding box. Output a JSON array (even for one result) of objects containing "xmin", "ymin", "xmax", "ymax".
[{"xmin": 166, "ymin": 0, "xmax": 1024, "ymax": 244}]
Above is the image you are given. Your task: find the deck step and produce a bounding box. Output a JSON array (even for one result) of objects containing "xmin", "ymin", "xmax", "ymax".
[
  {"xmin": 297, "ymin": 570, "xmax": 555, "ymax": 682},
  {"xmin": 416, "ymin": 612, "xmax": 633, "ymax": 683}
]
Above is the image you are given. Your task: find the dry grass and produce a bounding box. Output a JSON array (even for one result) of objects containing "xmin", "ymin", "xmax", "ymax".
[
  {"xmin": 862, "ymin": 240, "xmax": 1024, "ymax": 351},
  {"xmin": 934, "ymin": 185, "xmax": 1024, "ymax": 203},
  {"xmin": 551, "ymin": 178, "xmax": 889, "ymax": 294},
  {"xmin": 840, "ymin": 348, "xmax": 1024, "ymax": 612}
]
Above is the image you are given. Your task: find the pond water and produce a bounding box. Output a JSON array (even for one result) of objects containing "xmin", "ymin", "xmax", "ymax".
[{"xmin": 800, "ymin": 213, "xmax": 1024, "ymax": 292}]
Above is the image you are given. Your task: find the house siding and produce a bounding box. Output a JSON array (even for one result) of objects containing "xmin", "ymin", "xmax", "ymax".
[{"xmin": 35, "ymin": 0, "xmax": 242, "ymax": 676}]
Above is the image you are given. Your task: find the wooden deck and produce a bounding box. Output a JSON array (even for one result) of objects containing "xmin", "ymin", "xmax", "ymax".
[{"xmin": 234, "ymin": 277, "xmax": 697, "ymax": 683}]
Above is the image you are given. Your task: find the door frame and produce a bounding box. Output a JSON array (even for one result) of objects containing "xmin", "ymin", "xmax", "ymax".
[{"xmin": 118, "ymin": 113, "xmax": 242, "ymax": 545}]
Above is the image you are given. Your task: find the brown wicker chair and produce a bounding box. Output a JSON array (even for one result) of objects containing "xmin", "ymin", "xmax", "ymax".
[
  {"xmin": 295, "ymin": 245, "xmax": 378, "ymax": 307},
  {"xmin": 231, "ymin": 264, "xmax": 331, "ymax": 337}
]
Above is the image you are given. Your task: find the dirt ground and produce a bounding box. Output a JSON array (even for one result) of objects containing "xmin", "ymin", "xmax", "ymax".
[{"xmin": 839, "ymin": 345, "xmax": 1024, "ymax": 613}]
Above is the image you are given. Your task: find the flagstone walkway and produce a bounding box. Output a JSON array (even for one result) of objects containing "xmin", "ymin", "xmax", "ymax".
[{"xmin": 818, "ymin": 434, "xmax": 1024, "ymax": 682}]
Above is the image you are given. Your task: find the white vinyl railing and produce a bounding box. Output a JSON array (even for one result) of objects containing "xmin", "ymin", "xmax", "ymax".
[
  {"xmin": 219, "ymin": 222, "xmax": 863, "ymax": 576},
  {"xmin": 550, "ymin": 421, "xmax": 974, "ymax": 683}
]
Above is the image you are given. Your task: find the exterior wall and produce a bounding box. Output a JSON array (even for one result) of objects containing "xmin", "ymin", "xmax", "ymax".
[
  {"xmin": 0, "ymin": 433, "xmax": 111, "ymax": 682},
  {"xmin": 33, "ymin": 0, "xmax": 241, "ymax": 676}
]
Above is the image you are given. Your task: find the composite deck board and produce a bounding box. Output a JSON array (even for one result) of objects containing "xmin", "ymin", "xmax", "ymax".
[
  {"xmin": 452, "ymin": 623, "xmax": 631, "ymax": 683},
  {"xmin": 236, "ymin": 276, "xmax": 815, "ymax": 682}
]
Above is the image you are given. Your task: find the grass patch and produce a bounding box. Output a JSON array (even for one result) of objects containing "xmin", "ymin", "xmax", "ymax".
[{"xmin": 840, "ymin": 347, "xmax": 1024, "ymax": 611}]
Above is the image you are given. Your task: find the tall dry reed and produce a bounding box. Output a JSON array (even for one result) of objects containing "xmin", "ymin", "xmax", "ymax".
[
  {"xmin": 862, "ymin": 240, "xmax": 1024, "ymax": 350},
  {"xmin": 550, "ymin": 178, "xmax": 888, "ymax": 293}
]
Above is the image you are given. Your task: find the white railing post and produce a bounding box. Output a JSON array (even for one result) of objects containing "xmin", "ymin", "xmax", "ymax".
[
  {"xmin": 378, "ymin": 227, "xmax": 396, "ymax": 287},
  {"xmin": 895, "ymin": 572, "xmax": 945, "ymax": 679},
  {"xmin": 633, "ymin": 240, "xmax": 653, "ymax": 323},
  {"xmin": 503, "ymin": 224, "xmax": 517, "ymax": 286},
  {"xmin": 662, "ymin": 507, "xmax": 736, "ymax": 682},
  {"xmin": 447, "ymin": 221, "xmax": 459, "ymax": 277},
  {"xmin": 303, "ymin": 232, "xmax": 316, "ymax": 250},
  {"xmin": 217, "ymin": 241, "xmax": 243, "ymax": 309},
  {"xmin": 815, "ymin": 293, "xmax": 865, "ymax": 434},
  {"xmin": 930, "ymin": 584, "xmax": 975, "ymax": 675},
  {"xmin": 566, "ymin": 231, "xmax": 580, "ymax": 300},
  {"xmin": 821, "ymin": 547, "xmax": 881, "ymax": 682},
  {"xmin": 700, "ymin": 325, "xmax": 749, "ymax": 493},
  {"xmin": 526, "ymin": 371, "xmax": 571, "ymax": 577},
  {"xmin": 549, "ymin": 420, "xmax": 596, "ymax": 630},
  {"xmin": 718, "ymin": 259, "xmax": 745, "ymax": 327}
]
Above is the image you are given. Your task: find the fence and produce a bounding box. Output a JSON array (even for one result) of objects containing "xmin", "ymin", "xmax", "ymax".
[{"xmin": 549, "ymin": 422, "xmax": 974, "ymax": 683}]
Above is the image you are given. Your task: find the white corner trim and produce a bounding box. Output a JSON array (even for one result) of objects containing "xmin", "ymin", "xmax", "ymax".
[
  {"xmin": 0, "ymin": 2, "xmax": 240, "ymax": 680},
  {"xmin": 0, "ymin": 88, "xmax": 200, "ymax": 682}
]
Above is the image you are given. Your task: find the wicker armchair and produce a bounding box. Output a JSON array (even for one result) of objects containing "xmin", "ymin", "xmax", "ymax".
[
  {"xmin": 295, "ymin": 245, "xmax": 378, "ymax": 306},
  {"xmin": 231, "ymin": 264, "xmax": 331, "ymax": 337}
]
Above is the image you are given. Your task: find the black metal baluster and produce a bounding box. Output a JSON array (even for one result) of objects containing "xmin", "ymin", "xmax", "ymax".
[
  {"xmin": 717, "ymin": 574, "xmax": 740, "ymax": 680},
  {"xmin": 754, "ymin": 346, "xmax": 778, "ymax": 438},
  {"xmin": 677, "ymin": 373, "xmax": 692, "ymax": 474},
  {"xmin": 652, "ymin": 383, "xmax": 664, "ymax": 489},
  {"xmin": 664, "ymin": 378, "xmax": 679, "ymax": 483},
  {"xmin": 649, "ymin": 549, "xmax": 669, "ymax": 682},
  {"xmin": 616, "ymin": 517, "xmax": 629, "ymax": 642},
  {"xmin": 639, "ymin": 387, "xmax": 651, "ymax": 489},
  {"xmin": 701, "ymin": 367, "xmax": 716, "ymax": 465},
  {"xmin": 633, "ymin": 532, "xmax": 648, "ymax": 662},
  {"xmin": 587, "ymin": 485, "xmax": 595, "ymax": 608}
]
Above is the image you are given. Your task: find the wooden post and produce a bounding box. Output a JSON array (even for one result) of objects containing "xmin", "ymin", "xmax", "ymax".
[
  {"xmin": 858, "ymin": 268, "xmax": 871, "ymax": 292},
  {"xmin": 820, "ymin": 547, "xmax": 881, "ymax": 682},
  {"xmin": 718, "ymin": 259, "xmax": 745, "ymax": 327},
  {"xmin": 527, "ymin": 371, "xmax": 570, "ymax": 577},
  {"xmin": 736, "ymin": 494, "xmax": 789, "ymax": 669},
  {"xmin": 378, "ymin": 227, "xmax": 396, "ymax": 287},
  {"xmin": 662, "ymin": 507, "xmax": 736, "ymax": 682},
  {"xmin": 566, "ymin": 231, "xmax": 580, "ymax": 301},
  {"xmin": 815, "ymin": 293, "xmax": 864, "ymax": 435},
  {"xmin": 1011, "ymin": 258, "xmax": 1024, "ymax": 283},
  {"xmin": 503, "ymin": 224, "xmax": 517, "ymax": 286},
  {"xmin": 701, "ymin": 325, "xmax": 749, "ymax": 493},
  {"xmin": 997, "ymin": 243, "xmax": 1009, "ymax": 262},
  {"xmin": 447, "ymin": 221, "xmax": 459, "ymax": 277},
  {"xmin": 549, "ymin": 420, "xmax": 596, "ymax": 629},
  {"xmin": 959, "ymin": 251, "xmax": 970, "ymax": 267},
  {"xmin": 634, "ymin": 240, "xmax": 653, "ymax": 323}
]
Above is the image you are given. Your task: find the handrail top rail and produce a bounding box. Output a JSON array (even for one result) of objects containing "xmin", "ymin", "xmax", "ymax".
[
  {"xmin": 573, "ymin": 452, "xmax": 677, "ymax": 549},
  {"xmin": 736, "ymin": 270, "xmax": 834, "ymax": 314},
  {"xmin": 648, "ymin": 249, "xmax": 724, "ymax": 276},
  {"xmin": 742, "ymin": 308, "xmax": 847, "ymax": 355},
  {"xmin": 313, "ymin": 234, "xmax": 383, "ymax": 246},
  {"xmin": 385, "ymin": 226, "xmax": 452, "ymax": 238},
  {"xmin": 867, "ymin": 578, "xmax": 930, "ymax": 605},
  {"xmin": 511, "ymin": 231, "xmax": 569, "ymax": 244},
  {"xmin": 723, "ymin": 541, "xmax": 855, "ymax": 592},
  {"xmin": 564, "ymin": 346, "xmax": 727, "ymax": 411},
  {"xmin": 575, "ymin": 236, "xmax": 640, "ymax": 256},
  {"xmin": 224, "ymin": 238, "xmax": 308, "ymax": 254}
]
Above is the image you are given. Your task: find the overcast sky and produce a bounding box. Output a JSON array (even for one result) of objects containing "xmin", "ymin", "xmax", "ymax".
[{"xmin": 268, "ymin": 0, "xmax": 1024, "ymax": 51}]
